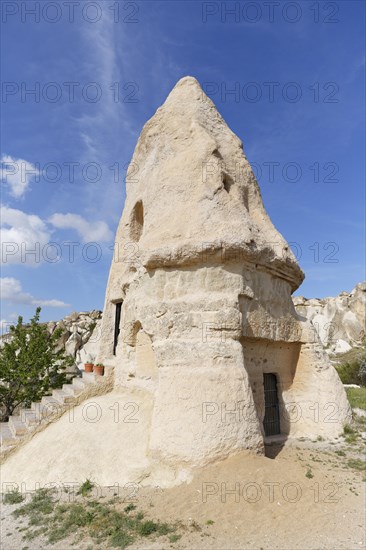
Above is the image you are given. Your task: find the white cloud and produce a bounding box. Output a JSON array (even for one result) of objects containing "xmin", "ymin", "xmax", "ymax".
[
  {"xmin": 1, "ymin": 155, "xmax": 40, "ymax": 198},
  {"xmin": 1, "ymin": 206, "xmax": 51, "ymax": 266},
  {"xmin": 0, "ymin": 277, "xmax": 69, "ymax": 308},
  {"xmin": 48, "ymin": 213, "xmax": 113, "ymax": 243},
  {"xmin": 1, "ymin": 207, "xmax": 112, "ymax": 265}
]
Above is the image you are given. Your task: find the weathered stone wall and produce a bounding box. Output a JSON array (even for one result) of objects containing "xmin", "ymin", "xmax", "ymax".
[
  {"xmin": 98, "ymin": 262, "xmax": 350, "ymax": 466},
  {"xmin": 108, "ymin": 265, "xmax": 263, "ymax": 465}
]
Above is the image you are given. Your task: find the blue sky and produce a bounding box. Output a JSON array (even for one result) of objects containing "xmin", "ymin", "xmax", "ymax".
[{"xmin": 1, "ymin": 0, "xmax": 365, "ymax": 328}]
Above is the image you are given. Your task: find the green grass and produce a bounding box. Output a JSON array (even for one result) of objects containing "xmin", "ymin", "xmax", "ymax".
[
  {"xmin": 77, "ymin": 479, "xmax": 94, "ymax": 497},
  {"xmin": 169, "ymin": 533, "xmax": 182, "ymax": 543},
  {"xmin": 11, "ymin": 489, "xmax": 181, "ymax": 549},
  {"xmin": 347, "ymin": 459, "xmax": 366, "ymax": 471},
  {"xmin": 335, "ymin": 450, "xmax": 346, "ymax": 457},
  {"xmin": 124, "ymin": 503, "xmax": 136, "ymax": 513},
  {"xmin": 343, "ymin": 423, "xmax": 360, "ymax": 444},
  {"xmin": 346, "ymin": 387, "xmax": 366, "ymax": 410},
  {"xmin": 345, "ymin": 435, "xmax": 359, "ymax": 444},
  {"xmin": 13, "ymin": 488, "xmax": 54, "ymax": 521},
  {"xmin": 3, "ymin": 490, "xmax": 25, "ymax": 504}
]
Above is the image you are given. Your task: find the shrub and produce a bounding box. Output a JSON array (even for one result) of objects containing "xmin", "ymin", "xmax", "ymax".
[
  {"xmin": 3, "ymin": 490, "xmax": 25, "ymax": 504},
  {"xmin": 0, "ymin": 308, "xmax": 74, "ymax": 421},
  {"xmin": 77, "ymin": 479, "xmax": 94, "ymax": 497}
]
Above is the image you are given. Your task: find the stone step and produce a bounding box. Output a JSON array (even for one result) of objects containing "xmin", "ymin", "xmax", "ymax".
[
  {"xmin": 62, "ymin": 383, "xmax": 81, "ymax": 396},
  {"xmin": 0, "ymin": 423, "xmax": 17, "ymax": 447},
  {"xmin": 32, "ymin": 396, "xmax": 65, "ymax": 419},
  {"xmin": 40, "ymin": 395, "xmax": 64, "ymax": 408},
  {"xmin": 8, "ymin": 416, "xmax": 28, "ymax": 437},
  {"xmin": 19, "ymin": 408, "xmax": 39, "ymax": 428},
  {"xmin": 31, "ymin": 404, "xmax": 59, "ymax": 422},
  {"xmin": 82, "ymin": 372, "xmax": 97, "ymax": 383},
  {"xmin": 52, "ymin": 389, "xmax": 76, "ymax": 405},
  {"xmin": 71, "ymin": 377, "xmax": 88, "ymax": 389},
  {"xmin": 72, "ymin": 375, "xmax": 96, "ymax": 389}
]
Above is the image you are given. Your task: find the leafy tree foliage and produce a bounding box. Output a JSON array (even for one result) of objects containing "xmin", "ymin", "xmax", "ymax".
[{"xmin": 0, "ymin": 308, "xmax": 74, "ymax": 421}]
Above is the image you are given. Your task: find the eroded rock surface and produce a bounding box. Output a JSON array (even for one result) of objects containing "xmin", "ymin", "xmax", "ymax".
[
  {"xmin": 293, "ymin": 282, "xmax": 366, "ymax": 353},
  {"xmin": 97, "ymin": 77, "xmax": 351, "ymax": 470}
]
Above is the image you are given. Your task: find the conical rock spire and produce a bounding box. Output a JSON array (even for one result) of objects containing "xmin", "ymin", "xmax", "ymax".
[{"xmin": 118, "ymin": 76, "xmax": 303, "ymax": 291}]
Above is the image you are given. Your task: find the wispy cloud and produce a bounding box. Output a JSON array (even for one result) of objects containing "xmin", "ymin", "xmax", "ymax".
[
  {"xmin": 49, "ymin": 213, "xmax": 113, "ymax": 243},
  {"xmin": 1, "ymin": 206, "xmax": 113, "ymax": 265},
  {"xmin": 1, "ymin": 277, "xmax": 69, "ymax": 307},
  {"xmin": 1, "ymin": 155, "xmax": 40, "ymax": 198},
  {"xmin": 77, "ymin": 10, "xmax": 136, "ymax": 161}
]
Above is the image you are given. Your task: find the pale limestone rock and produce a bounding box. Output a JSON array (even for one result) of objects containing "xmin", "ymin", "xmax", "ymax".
[
  {"xmin": 333, "ymin": 339, "xmax": 352, "ymax": 354},
  {"xmin": 89, "ymin": 310, "xmax": 102, "ymax": 320},
  {"xmin": 46, "ymin": 321, "xmax": 56, "ymax": 334},
  {"xmin": 50, "ymin": 311, "xmax": 102, "ymax": 368},
  {"xmin": 293, "ymin": 282, "xmax": 366, "ymax": 352},
  {"xmin": 1, "ymin": 77, "xmax": 351, "ymax": 487},
  {"xmin": 69, "ymin": 311, "xmax": 80, "ymax": 322},
  {"xmin": 96, "ymin": 76, "xmax": 350, "ymax": 468},
  {"xmin": 64, "ymin": 332, "xmax": 82, "ymax": 357},
  {"xmin": 76, "ymin": 318, "xmax": 102, "ymax": 366}
]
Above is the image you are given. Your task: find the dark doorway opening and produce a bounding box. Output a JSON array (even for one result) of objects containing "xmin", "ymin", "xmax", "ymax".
[
  {"xmin": 263, "ymin": 373, "xmax": 281, "ymax": 436},
  {"xmin": 113, "ymin": 302, "xmax": 122, "ymax": 355}
]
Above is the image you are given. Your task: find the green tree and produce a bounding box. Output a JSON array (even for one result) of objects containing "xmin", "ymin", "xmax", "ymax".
[{"xmin": 0, "ymin": 307, "xmax": 74, "ymax": 421}]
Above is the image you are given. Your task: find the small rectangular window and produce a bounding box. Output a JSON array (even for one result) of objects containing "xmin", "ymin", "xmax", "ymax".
[{"xmin": 113, "ymin": 302, "xmax": 122, "ymax": 355}]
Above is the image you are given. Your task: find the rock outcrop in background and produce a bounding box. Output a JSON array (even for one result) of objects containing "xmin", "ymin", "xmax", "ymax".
[
  {"xmin": 293, "ymin": 282, "xmax": 366, "ymax": 354},
  {"xmin": 46, "ymin": 310, "xmax": 102, "ymax": 371}
]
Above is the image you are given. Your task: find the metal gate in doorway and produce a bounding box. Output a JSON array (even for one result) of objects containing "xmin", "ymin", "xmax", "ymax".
[{"xmin": 263, "ymin": 373, "xmax": 281, "ymax": 436}]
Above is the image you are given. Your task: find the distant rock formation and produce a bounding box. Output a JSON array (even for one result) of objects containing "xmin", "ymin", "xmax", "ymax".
[
  {"xmin": 46, "ymin": 310, "xmax": 102, "ymax": 371},
  {"xmin": 293, "ymin": 282, "xmax": 366, "ymax": 354}
]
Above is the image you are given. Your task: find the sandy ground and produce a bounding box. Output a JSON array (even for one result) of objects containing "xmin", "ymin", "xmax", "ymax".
[{"xmin": 1, "ymin": 441, "xmax": 365, "ymax": 550}]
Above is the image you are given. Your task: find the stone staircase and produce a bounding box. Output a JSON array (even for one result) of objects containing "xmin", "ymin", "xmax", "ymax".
[{"xmin": 0, "ymin": 368, "xmax": 114, "ymax": 462}]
